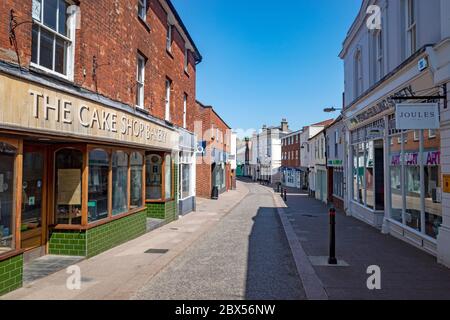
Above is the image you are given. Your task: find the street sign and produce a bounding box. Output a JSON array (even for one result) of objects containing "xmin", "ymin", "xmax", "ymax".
[{"xmin": 395, "ymin": 103, "xmax": 439, "ymax": 130}]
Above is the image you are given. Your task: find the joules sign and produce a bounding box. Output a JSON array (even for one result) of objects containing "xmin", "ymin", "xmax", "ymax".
[
  {"xmin": 0, "ymin": 73, "xmax": 178, "ymax": 149},
  {"xmin": 395, "ymin": 103, "xmax": 440, "ymax": 130}
]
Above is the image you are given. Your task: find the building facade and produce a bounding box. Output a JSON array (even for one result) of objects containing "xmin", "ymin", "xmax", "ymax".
[
  {"xmin": 325, "ymin": 116, "xmax": 346, "ymax": 211},
  {"xmin": 281, "ymin": 130, "xmax": 302, "ymax": 189},
  {"xmin": 309, "ymin": 129, "xmax": 328, "ymax": 203},
  {"xmin": 340, "ymin": 0, "xmax": 450, "ymax": 265},
  {"xmin": 193, "ymin": 101, "xmax": 232, "ymax": 199},
  {"xmin": 0, "ymin": 0, "xmax": 201, "ymax": 295},
  {"xmin": 250, "ymin": 120, "xmax": 290, "ymax": 183}
]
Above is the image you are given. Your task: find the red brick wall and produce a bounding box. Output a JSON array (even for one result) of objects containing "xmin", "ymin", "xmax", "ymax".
[
  {"xmin": 0, "ymin": 0, "xmax": 196, "ymax": 128},
  {"xmin": 192, "ymin": 101, "xmax": 232, "ymax": 198},
  {"xmin": 281, "ymin": 134, "xmax": 301, "ymax": 168}
]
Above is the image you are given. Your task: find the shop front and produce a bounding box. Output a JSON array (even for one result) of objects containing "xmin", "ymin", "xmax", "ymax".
[
  {"xmin": 178, "ymin": 129, "xmax": 196, "ymax": 215},
  {"xmin": 344, "ymin": 52, "xmax": 445, "ymax": 256},
  {"xmin": 0, "ymin": 68, "xmax": 179, "ymax": 295}
]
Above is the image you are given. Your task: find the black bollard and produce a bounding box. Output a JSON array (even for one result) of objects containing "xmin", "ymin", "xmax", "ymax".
[
  {"xmin": 277, "ymin": 184, "xmax": 280, "ymax": 193},
  {"xmin": 284, "ymin": 189, "xmax": 287, "ymax": 201},
  {"xmin": 328, "ymin": 207, "xmax": 337, "ymax": 265}
]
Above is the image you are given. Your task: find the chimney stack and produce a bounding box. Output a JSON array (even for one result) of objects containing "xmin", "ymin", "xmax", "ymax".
[{"xmin": 281, "ymin": 118, "xmax": 289, "ymax": 132}]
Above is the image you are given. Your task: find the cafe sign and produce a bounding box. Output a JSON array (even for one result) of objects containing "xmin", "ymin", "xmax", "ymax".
[
  {"xmin": 0, "ymin": 73, "xmax": 178, "ymax": 149},
  {"xmin": 395, "ymin": 103, "xmax": 439, "ymax": 130}
]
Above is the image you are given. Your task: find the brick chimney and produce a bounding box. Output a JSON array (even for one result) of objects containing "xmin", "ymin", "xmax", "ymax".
[{"xmin": 281, "ymin": 119, "xmax": 289, "ymax": 132}]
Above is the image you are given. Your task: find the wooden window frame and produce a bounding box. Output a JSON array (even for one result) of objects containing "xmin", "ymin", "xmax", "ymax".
[
  {"xmin": 145, "ymin": 151, "xmax": 175, "ymax": 203},
  {"xmin": 52, "ymin": 144, "xmax": 145, "ymax": 231}
]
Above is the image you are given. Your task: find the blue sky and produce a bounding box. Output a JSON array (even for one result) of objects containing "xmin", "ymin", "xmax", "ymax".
[{"xmin": 173, "ymin": 0, "xmax": 362, "ymax": 136}]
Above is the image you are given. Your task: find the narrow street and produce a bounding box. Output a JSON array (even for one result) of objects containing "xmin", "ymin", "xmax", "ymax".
[{"xmin": 134, "ymin": 183, "xmax": 305, "ymax": 300}]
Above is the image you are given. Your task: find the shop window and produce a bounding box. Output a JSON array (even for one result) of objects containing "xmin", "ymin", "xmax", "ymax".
[
  {"xmin": 146, "ymin": 154, "xmax": 162, "ymax": 200},
  {"xmin": 31, "ymin": 0, "xmax": 75, "ymax": 78},
  {"xmin": 164, "ymin": 154, "xmax": 172, "ymax": 199},
  {"xmin": 180, "ymin": 153, "xmax": 193, "ymax": 200},
  {"xmin": 0, "ymin": 143, "xmax": 16, "ymax": 254},
  {"xmin": 130, "ymin": 152, "xmax": 144, "ymax": 209},
  {"xmin": 425, "ymin": 163, "xmax": 442, "ymax": 238},
  {"xmin": 389, "ymin": 134, "xmax": 403, "ymax": 223},
  {"xmin": 55, "ymin": 148, "xmax": 83, "ymax": 225},
  {"xmin": 112, "ymin": 151, "xmax": 128, "ymax": 215},
  {"xmin": 88, "ymin": 149, "xmax": 109, "ymax": 223}
]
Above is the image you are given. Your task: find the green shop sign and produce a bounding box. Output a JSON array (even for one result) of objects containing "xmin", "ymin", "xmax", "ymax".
[{"xmin": 328, "ymin": 160, "xmax": 343, "ymax": 166}]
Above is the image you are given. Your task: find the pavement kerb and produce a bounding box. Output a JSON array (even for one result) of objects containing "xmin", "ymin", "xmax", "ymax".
[{"xmin": 269, "ymin": 187, "xmax": 329, "ymax": 300}]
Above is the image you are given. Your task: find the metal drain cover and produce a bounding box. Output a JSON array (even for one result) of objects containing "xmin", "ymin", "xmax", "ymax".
[
  {"xmin": 301, "ymin": 214, "xmax": 318, "ymax": 218},
  {"xmin": 145, "ymin": 249, "xmax": 169, "ymax": 254}
]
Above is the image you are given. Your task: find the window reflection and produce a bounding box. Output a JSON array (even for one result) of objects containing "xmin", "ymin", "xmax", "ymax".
[
  {"xmin": 88, "ymin": 149, "xmax": 109, "ymax": 223},
  {"xmin": 112, "ymin": 151, "xmax": 128, "ymax": 215}
]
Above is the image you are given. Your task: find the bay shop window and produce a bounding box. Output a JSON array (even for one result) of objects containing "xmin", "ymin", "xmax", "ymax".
[
  {"xmin": 55, "ymin": 146, "xmax": 146, "ymax": 227},
  {"xmin": 388, "ymin": 114, "xmax": 442, "ymax": 239}
]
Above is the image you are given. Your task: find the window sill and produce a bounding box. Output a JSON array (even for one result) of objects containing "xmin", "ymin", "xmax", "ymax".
[
  {"xmin": 146, "ymin": 198, "xmax": 175, "ymax": 204},
  {"xmin": 137, "ymin": 16, "xmax": 151, "ymax": 32},
  {"xmin": 0, "ymin": 249, "xmax": 25, "ymax": 262},
  {"xmin": 166, "ymin": 49, "xmax": 174, "ymax": 59},
  {"xmin": 30, "ymin": 62, "xmax": 73, "ymax": 83},
  {"xmin": 184, "ymin": 69, "xmax": 190, "ymax": 78},
  {"xmin": 50, "ymin": 207, "xmax": 147, "ymax": 231}
]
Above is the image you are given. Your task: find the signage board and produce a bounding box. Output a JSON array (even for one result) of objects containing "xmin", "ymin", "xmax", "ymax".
[
  {"xmin": 0, "ymin": 73, "xmax": 178, "ymax": 149},
  {"xmin": 395, "ymin": 103, "xmax": 439, "ymax": 130},
  {"xmin": 444, "ymin": 175, "xmax": 450, "ymax": 194}
]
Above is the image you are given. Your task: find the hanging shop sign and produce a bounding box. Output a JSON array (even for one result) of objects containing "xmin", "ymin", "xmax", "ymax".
[
  {"xmin": 0, "ymin": 73, "xmax": 178, "ymax": 149},
  {"xmin": 395, "ymin": 103, "xmax": 440, "ymax": 130}
]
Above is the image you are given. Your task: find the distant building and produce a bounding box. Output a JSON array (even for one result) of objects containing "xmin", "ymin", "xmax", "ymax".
[
  {"xmin": 250, "ymin": 119, "xmax": 291, "ymax": 183},
  {"xmin": 281, "ymin": 130, "xmax": 302, "ymax": 189}
]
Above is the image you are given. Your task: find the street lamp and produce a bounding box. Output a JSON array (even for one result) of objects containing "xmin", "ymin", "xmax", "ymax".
[{"xmin": 323, "ymin": 107, "xmax": 343, "ymax": 113}]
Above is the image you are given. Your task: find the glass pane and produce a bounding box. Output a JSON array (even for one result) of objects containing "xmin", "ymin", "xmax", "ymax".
[
  {"xmin": 0, "ymin": 143, "xmax": 16, "ymax": 253},
  {"xmin": 366, "ymin": 142, "xmax": 374, "ymax": 209},
  {"xmin": 353, "ymin": 145, "xmax": 358, "ymax": 202},
  {"xmin": 43, "ymin": 0, "xmax": 58, "ymax": 31},
  {"xmin": 165, "ymin": 155, "xmax": 172, "ymax": 199},
  {"xmin": 21, "ymin": 152, "xmax": 44, "ymax": 249},
  {"xmin": 130, "ymin": 152, "xmax": 143, "ymax": 208},
  {"xmin": 31, "ymin": 25, "xmax": 39, "ymax": 64},
  {"xmin": 40, "ymin": 28, "xmax": 54, "ymax": 70},
  {"xmin": 58, "ymin": 0, "xmax": 68, "ymax": 36},
  {"xmin": 146, "ymin": 155, "xmax": 162, "ymax": 200},
  {"xmin": 112, "ymin": 152, "xmax": 128, "ymax": 215},
  {"xmin": 357, "ymin": 144, "xmax": 365, "ymax": 205},
  {"xmin": 404, "ymin": 131, "xmax": 421, "ymax": 231},
  {"xmin": 55, "ymin": 149, "xmax": 83, "ymax": 225},
  {"xmin": 55, "ymin": 37, "xmax": 67, "ymax": 75},
  {"xmin": 389, "ymin": 134, "xmax": 403, "ymax": 222},
  {"xmin": 181, "ymin": 163, "xmax": 190, "ymax": 199},
  {"xmin": 88, "ymin": 149, "xmax": 109, "ymax": 223}
]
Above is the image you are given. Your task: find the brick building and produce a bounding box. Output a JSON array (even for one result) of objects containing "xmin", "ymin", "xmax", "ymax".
[
  {"xmin": 0, "ymin": 0, "xmax": 201, "ymax": 295},
  {"xmin": 193, "ymin": 101, "xmax": 232, "ymax": 199},
  {"xmin": 281, "ymin": 130, "xmax": 302, "ymax": 189}
]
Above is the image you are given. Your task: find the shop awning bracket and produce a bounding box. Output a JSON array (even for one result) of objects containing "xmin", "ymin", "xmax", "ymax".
[
  {"xmin": 8, "ymin": 9, "xmax": 34, "ymax": 72},
  {"xmin": 393, "ymin": 84, "xmax": 447, "ymax": 109}
]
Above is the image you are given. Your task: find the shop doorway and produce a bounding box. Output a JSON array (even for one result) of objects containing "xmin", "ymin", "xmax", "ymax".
[{"xmin": 21, "ymin": 145, "xmax": 47, "ymax": 255}]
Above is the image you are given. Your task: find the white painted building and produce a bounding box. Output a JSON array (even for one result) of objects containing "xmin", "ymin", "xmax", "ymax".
[
  {"xmin": 250, "ymin": 119, "xmax": 290, "ymax": 183},
  {"xmin": 309, "ymin": 129, "xmax": 328, "ymax": 203},
  {"xmin": 340, "ymin": 0, "xmax": 450, "ymax": 265}
]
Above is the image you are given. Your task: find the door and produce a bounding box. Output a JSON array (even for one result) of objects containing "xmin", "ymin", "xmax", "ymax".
[{"xmin": 21, "ymin": 146, "xmax": 46, "ymax": 251}]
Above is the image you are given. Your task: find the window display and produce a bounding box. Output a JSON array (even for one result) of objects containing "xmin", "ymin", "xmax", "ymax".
[
  {"xmin": 146, "ymin": 154, "xmax": 162, "ymax": 200},
  {"xmin": 112, "ymin": 151, "xmax": 128, "ymax": 215},
  {"xmin": 88, "ymin": 149, "xmax": 109, "ymax": 223},
  {"xmin": 165, "ymin": 154, "xmax": 172, "ymax": 199},
  {"xmin": 130, "ymin": 152, "xmax": 143, "ymax": 208},
  {"xmin": 0, "ymin": 142, "xmax": 16, "ymax": 254},
  {"xmin": 55, "ymin": 148, "xmax": 83, "ymax": 225}
]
